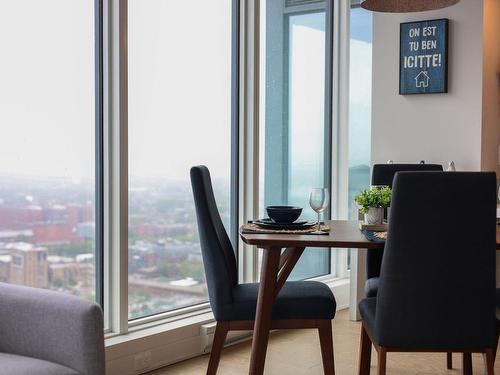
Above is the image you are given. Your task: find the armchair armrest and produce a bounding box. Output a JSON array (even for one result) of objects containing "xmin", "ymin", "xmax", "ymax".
[{"xmin": 0, "ymin": 282, "xmax": 105, "ymax": 375}]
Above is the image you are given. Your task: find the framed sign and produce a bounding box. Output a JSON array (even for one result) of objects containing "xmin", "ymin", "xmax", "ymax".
[{"xmin": 400, "ymin": 18, "xmax": 449, "ymax": 95}]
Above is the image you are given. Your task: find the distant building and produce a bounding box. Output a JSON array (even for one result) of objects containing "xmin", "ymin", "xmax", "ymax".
[
  {"xmin": 3, "ymin": 242, "xmax": 49, "ymax": 288},
  {"xmin": 48, "ymin": 255, "xmax": 94, "ymax": 289},
  {"xmin": 0, "ymin": 229, "xmax": 34, "ymax": 243},
  {"xmin": 0, "ymin": 254, "xmax": 11, "ymax": 282},
  {"xmin": 66, "ymin": 204, "xmax": 94, "ymax": 228},
  {"xmin": 131, "ymin": 223, "xmax": 193, "ymax": 238},
  {"xmin": 76, "ymin": 222, "xmax": 95, "ymax": 239},
  {"xmin": 43, "ymin": 204, "xmax": 67, "ymax": 223},
  {"xmin": 32, "ymin": 224, "xmax": 84, "ymax": 246},
  {"xmin": 0, "ymin": 205, "xmax": 43, "ymax": 229},
  {"xmin": 76, "ymin": 253, "xmax": 94, "ymax": 263},
  {"xmin": 49, "ymin": 263, "xmax": 80, "ymax": 286},
  {"xmin": 129, "ymin": 241, "xmax": 158, "ymax": 272}
]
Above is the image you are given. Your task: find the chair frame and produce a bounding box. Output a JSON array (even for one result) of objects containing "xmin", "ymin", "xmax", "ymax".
[
  {"xmin": 445, "ymin": 320, "xmax": 499, "ymax": 374},
  {"xmin": 207, "ymin": 319, "xmax": 334, "ymax": 375},
  {"xmin": 205, "ymin": 246, "xmax": 335, "ymax": 375},
  {"xmin": 359, "ymin": 323, "xmax": 496, "ymax": 375},
  {"xmin": 203, "ymin": 246, "xmax": 337, "ymax": 375},
  {"xmin": 191, "ymin": 166, "xmax": 336, "ymax": 375}
]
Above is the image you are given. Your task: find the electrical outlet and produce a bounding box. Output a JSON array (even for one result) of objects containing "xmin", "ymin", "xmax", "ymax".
[{"xmin": 133, "ymin": 351, "xmax": 152, "ymax": 372}]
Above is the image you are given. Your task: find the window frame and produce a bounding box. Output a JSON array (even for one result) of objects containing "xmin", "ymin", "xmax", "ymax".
[
  {"xmin": 103, "ymin": 0, "xmax": 357, "ymax": 342},
  {"xmin": 125, "ymin": 0, "xmax": 239, "ymax": 324},
  {"xmin": 95, "ymin": 0, "xmax": 105, "ymax": 311},
  {"xmin": 260, "ymin": 3, "xmax": 331, "ymax": 212},
  {"xmin": 103, "ymin": 0, "xmax": 241, "ymax": 334}
]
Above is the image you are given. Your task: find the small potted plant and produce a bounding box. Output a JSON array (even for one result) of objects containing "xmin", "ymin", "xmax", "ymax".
[{"xmin": 354, "ymin": 186, "xmax": 392, "ymax": 225}]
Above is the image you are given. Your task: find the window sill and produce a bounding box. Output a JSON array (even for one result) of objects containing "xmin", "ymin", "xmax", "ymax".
[{"xmin": 106, "ymin": 309, "xmax": 214, "ymax": 346}]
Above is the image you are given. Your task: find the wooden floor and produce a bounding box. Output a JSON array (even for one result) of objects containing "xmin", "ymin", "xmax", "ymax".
[{"xmin": 148, "ymin": 310, "xmax": 500, "ymax": 374}]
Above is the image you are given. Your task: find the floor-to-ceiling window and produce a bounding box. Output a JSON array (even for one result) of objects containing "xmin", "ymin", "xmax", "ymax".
[
  {"xmin": 259, "ymin": 0, "xmax": 331, "ymax": 279},
  {"xmin": 0, "ymin": 1, "xmax": 99, "ymax": 302},
  {"xmin": 128, "ymin": 0, "xmax": 235, "ymax": 320},
  {"xmin": 0, "ymin": 2, "xmax": 371, "ymax": 362}
]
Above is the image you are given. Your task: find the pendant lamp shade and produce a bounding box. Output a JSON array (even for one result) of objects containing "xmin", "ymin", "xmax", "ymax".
[{"xmin": 361, "ymin": 0, "xmax": 460, "ymax": 13}]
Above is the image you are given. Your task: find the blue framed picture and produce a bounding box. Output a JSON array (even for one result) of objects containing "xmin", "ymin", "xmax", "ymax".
[{"xmin": 400, "ymin": 19, "xmax": 449, "ymax": 95}]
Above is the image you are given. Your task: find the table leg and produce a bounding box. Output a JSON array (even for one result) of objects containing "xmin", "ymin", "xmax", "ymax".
[
  {"xmin": 350, "ymin": 248, "xmax": 367, "ymax": 321},
  {"xmin": 275, "ymin": 247, "xmax": 305, "ymax": 296},
  {"xmin": 249, "ymin": 247, "xmax": 281, "ymax": 375}
]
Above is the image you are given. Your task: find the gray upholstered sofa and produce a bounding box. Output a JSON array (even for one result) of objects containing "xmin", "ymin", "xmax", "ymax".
[{"xmin": 0, "ymin": 282, "xmax": 105, "ymax": 375}]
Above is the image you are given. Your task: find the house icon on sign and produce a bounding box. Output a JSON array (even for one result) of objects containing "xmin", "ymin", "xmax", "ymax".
[{"xmin": 415, "ymin": 71, "xmax": 430, "ymax": 88}]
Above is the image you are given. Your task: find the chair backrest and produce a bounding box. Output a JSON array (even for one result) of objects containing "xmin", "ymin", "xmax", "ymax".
[
  {"xmin": 375, "ymin": 171, "xmax": 497, "ymax": 349},
  {"xmin": 367, "ymin": 163, "xmax": 443, "ymax": 280},
  {"xmin": 371, "ymin": 163, "xmax": 443, "ymax": 187},
  {"xmin": 190, "ymin": 166, "xmax": 237, "ymax": 320}
]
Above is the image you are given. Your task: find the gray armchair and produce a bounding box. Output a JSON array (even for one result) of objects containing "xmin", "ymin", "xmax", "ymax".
[{"xmin": 0, "ymin": 282, "xmax": 105, "ymax": 375}]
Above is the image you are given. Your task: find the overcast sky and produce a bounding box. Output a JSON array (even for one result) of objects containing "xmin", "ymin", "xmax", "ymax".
[
  {"xmin": 0, "ymin": 1, "xmax": 231, "ymax": 182},
  {"xmin": 0, "ymin": 0, "xmax": 95, "ymax": 180},
  {"xmin": 0, "ymin": 1, "xmax": 371, "ymax": 183}
]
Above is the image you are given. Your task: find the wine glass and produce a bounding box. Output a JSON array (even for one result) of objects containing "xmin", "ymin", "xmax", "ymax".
[{"xmin": 309, "ymin": 188, "xmax": 329, "ymax": 234}]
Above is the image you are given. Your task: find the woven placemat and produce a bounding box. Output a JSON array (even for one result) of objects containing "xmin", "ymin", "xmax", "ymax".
[
  {"xmin": 361, "ymin": 230, "xmax": 387, "ymax": 242},
  {"xmin": 241, "ymin": 223, "xmax": 331, "ymax": 235}
]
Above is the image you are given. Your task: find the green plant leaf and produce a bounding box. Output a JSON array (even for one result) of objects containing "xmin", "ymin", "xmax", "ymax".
[{"xmin": 354, "ymin": 186, "xmax": 392, "ymax": 214}]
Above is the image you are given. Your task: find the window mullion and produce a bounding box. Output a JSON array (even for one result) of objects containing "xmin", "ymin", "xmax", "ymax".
[
  {"xmin": 239, "ymin": 0, "xmax": 261, "ymax": 284},
  {"xmin": 95, "ymin": 0, "xmax": 105, "ymax": 312},
  {"xmin": 105, "ymin": 0, "xmax": 129, "ymax": 335}
]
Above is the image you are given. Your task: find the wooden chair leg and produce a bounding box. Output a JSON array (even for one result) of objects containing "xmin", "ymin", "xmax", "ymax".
[
  {"xmin": 358, "ymin": 324, "xmax": 372, "ymax": 375},
  {"xmin": 206, "ymin": 322, "xmax": 229, "ymax": 375},
  {"xmin": 377, "ymin": 348, "xmax": 387, "ymax": 375},
  {"xmin": 496, "ymin": 320, "xmax": 500, "ymax": 365},
  {"xmin": 485, "ymin": 348, "xmax": 495, "ymax": 375},
  {"xmin": 462, "ymin": 353, "xmax": 472, "ymax": 375},
  {"xmin": 447, "ymin": 352, "xmax": 453, "ymax": 369},
  {"xmin": 318, "ymin": 320, "xmax": 335, "ymax": 375}
]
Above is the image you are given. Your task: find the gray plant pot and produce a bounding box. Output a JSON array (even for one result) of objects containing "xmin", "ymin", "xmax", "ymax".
[{"xmin": 364, "ymin": 207, "xmax": 384, "ymax": 225}]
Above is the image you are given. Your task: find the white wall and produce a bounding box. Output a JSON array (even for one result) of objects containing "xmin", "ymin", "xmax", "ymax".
[
  {"xmin": 371, "ymin": 0, "xmax": 500, "ymax": 283},
  {"xmin": 371, "ymin": 0, "xmax": 485, "ymax": 170}
]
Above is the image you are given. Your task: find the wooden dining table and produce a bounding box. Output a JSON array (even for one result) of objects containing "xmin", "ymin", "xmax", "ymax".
[{"xmin": 240, "ymin": 219, "xmax": 500, "ymax": 375}]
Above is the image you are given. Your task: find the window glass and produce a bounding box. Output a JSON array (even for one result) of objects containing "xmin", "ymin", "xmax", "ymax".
[
  {"xmin": 128, "ymin": 0, "xmax": 233, "ymax": 320},
  {"xmin": 0, "ymin": 1, "xmax": 96, "ymax": 301},
  {"xmin": 260, "ymin": 2, "xmax": 330, "ymax": 280},
  {"xmin": 348, "ymin": 6, "xmax": 373, "ymax": 220}
]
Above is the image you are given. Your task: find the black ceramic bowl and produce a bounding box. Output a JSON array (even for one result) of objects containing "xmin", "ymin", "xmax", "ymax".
[{"xmin": 266, "ymin": 206, "xmax": 302, "ymax": 223}]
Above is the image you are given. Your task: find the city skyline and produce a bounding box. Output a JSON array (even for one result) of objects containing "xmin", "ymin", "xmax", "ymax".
[{"xmin": 0, "ymin": 173, "xmax": 230, "ymax": 318}]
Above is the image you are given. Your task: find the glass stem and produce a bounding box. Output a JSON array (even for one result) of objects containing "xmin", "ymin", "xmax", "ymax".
[{"xmin": 317, "ymin": 212, "xmax": 321, "ymax": 232}]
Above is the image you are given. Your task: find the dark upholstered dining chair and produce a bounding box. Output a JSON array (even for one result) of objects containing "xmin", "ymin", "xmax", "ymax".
[
  {"xmin": 358, "ymin": 171, "xmax": 497, "ymax": 375},
  {"xmin": 365, "ymin": 163, "xmax": 443, "ymax": 298},
  {"xmin": 190, "ymin": 166, "xmax": 337, "ymax": 375}
]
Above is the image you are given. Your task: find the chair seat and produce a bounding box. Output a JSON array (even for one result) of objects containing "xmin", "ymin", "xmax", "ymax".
[
  {"xmin": 0, "ymin": 353, "xmax": 80, "ymax": 375},
  {"xmin": 362, "ymin": 270, "xmax": 500, "ymax": 342},
  {"xmin": 216, "ymin": 281, "xmax": 336, "ymax": 322},
  {"xmin": 364, "ymin": 277, "xmax": 379, "ymax": 298}
]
